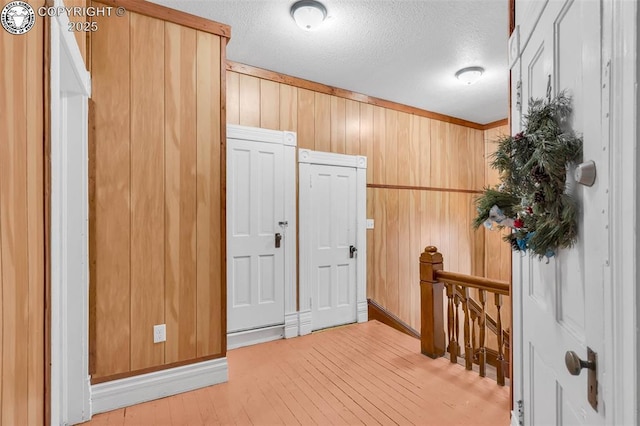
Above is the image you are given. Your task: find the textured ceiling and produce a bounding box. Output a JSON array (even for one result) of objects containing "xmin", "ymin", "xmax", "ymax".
[{"xmin": 150, "ymin": 0, "xmax": 509, "ymax": 125}]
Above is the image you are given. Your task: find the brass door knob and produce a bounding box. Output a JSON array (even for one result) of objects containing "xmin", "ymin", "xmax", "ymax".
[{"xmin": 565, "ymin": 350, "xmax": 595, "ymax": 376}]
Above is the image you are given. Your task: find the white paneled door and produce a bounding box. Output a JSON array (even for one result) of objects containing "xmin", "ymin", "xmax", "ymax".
[
  {"xmin": 227, "ymin": 137, "xmax": 285, "ymax": 333},
  {"xmin": 515, "ymin": 0, "xmax": 607, "ymax": 424},
  {"xmin": 309, "ymin": 164, "xmax": 358, "ymax": 331}
]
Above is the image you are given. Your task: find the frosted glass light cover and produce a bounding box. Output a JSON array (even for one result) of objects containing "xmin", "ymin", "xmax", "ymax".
[
  {"xmin": 455, "ymin": 67, "xmax": 485, "ymax": 85},
  {"xmin": 291, "ymin": 1, "xmax": 327, "ymax": 31}
]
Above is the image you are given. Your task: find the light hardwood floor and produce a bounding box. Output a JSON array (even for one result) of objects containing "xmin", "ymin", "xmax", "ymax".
[{"xmin": 84, "ymin": 321, "xmax": 510, "ymax": 425}]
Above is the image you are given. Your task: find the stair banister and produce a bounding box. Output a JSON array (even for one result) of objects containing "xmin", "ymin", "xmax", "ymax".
[{"xmin": 419, "ymin": 246, "xmax": 446, "ymax": 358}]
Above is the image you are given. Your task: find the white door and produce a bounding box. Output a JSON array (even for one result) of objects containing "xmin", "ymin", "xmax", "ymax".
[
  {"xmin": 516, "ymin": 0, "xmax": 607, "ymax": 424},
  {"xmin": 227, "ymin": 138, "xmax": 285, "ymax": 333},
  {"xmin": 309, "ymin": 164, "xmax": 358, "ymax": 330}
]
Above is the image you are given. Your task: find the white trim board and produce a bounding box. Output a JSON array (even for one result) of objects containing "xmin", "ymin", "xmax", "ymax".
[
  {"xmin": 227, "ymin": 325, "xmax": 284, "ymax": 350},
  {"xmin": 50, "ymin": 4, "xmax": 92, "ymax": 424},
  {"xmin": 298, "ymin": 149, "xmax": 368, "ymax": 335},
  {"xmin": 91, "ymin": 358, "xmax": 228, "ymax": 415},
  {"xmin": 226, "ymin": 124, "xmax": 298, "ymax": 346}
]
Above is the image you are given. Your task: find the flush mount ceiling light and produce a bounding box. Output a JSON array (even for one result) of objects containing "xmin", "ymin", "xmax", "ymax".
[
  {"xmin": 290, "ymin": 0, "xmax": 327, "ymax": 31},
  {"xmin": 455, "ymin": 66, "xmax": 485, "ymax": 85}
]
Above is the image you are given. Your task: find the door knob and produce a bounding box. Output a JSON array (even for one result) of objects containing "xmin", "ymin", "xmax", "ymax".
[
  {"xmin": 349, "ymin": 245, "xmax": 357, "ymax": 258},
  {"xmin": 565, "ymin": 350, "xmax": 595, "ymax": 376},
  {"xmin": 275, "ymin": 233, "xmax": 282, "ymax": 248}
]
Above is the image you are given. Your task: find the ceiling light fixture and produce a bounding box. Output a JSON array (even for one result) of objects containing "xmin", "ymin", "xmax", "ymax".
[
  {"xmin": 290, "ymin": 0, "xmax": 327, "ymax": 31},
  {"xmin": 455, "ymin": 66, "xmax": 485, "ymax": 85}
]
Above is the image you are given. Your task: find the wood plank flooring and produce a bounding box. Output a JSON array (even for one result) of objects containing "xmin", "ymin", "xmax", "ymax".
[{"xmin": 84, "ymin": 321, "xmax": 510, "ymax": 425}]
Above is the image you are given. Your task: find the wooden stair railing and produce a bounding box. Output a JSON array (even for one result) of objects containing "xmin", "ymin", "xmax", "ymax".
[{"xmin": 420, "ymin": 246, "xmax": 510, "ymax": 386}]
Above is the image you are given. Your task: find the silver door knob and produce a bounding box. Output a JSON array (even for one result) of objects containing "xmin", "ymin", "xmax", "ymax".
[{"xmin": 565, "ymin": 350, "xmax": 595, "ymax": 376}]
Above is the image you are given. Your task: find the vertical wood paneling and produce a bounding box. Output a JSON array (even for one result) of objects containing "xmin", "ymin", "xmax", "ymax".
[
  {"xmin": 397, "ymin": 112, "xmax": 410, "ymax": 185},
  {"xmin": 164, "ymin": 22, "xmax": 197, "ymax": 364},
  {"xmin": 91, "ymin": 7, "xmax": 226, "ymax": 382},
  {"xmin": 196, "ymin": 32, "xmax": 223, "ymax": 357},
  {"xmin": 91, "ymin": 9, "xmax": 131, "ymax": 378},
  {"xmin": 366, "ymin": 188, "xmax": 375, "ymax": 298},
  {"xmin": 384, "ymin": 110, "xmax": 398, "ymax": 186},
  {"xmin": 239, "ymin": 74, "xmax": 260, "ymax": 127},
  {"xmin": 373, "ymin": 189, "xmax": 387, "ymax": 305},
  {"xmin": 408, "ymin": 115, "xmax": 420, "ymax": 186},
  {"xmin": 226, "ymin": 71, "xmax": 239, "ymax": 125},
  {"xmin": 372, "ymin": 107, "xmax": 386, "ymax": 184},
  {"xmin": 397, "ymin": 191, "xmax": 411, "ymax": 322},
  {"xmin": 314, "ymin": 93, "xmax": 331, "ymax": 152},
  {"xmin": 279, "ymin": 83, "xmax": 297, "ymax": 132},
  {"xmin": 25, "ymin": 12, "xmax": 44, "ymax": 423},
  {"xmin": 0, "ymin": 27, "xmax": 29, "ymax": 425},
  {"xmin": 385, "ymin": 188, "xmax": 399, "ymax": 315},
  {"xmin": 409, "ymin": 190, "xmax": 422, "ymax": 330},
  {"xmin": 430, "ymin": 121, "xmax": 449, "ymax": 188},
  {"xmin": 260, "ymin": 79, "xmax": 279, "ymax": 130},
  {"xmin": 359, "ymin": 104, "xmax": 374, "ymax": 184},
  {"xmin": 419, "ymin": 117, "xmax": 431, "ymax": 187},
  {"xmin": 345, "ymin": 100, "xmax": 360, "ymax": 156},
  {"xmin": 297, "ymin": 89, "xmax": 315, "ymax": 149},
  {"xmin": 330, "ymin": 96, "xmax": 346, "ymax": 154},
  {"xmin": 130, "ymin": 13, "xmax": 166, "ymax": 371}
]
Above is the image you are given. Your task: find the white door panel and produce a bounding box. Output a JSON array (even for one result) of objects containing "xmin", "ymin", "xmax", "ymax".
[
  {"xmin": 517, "ymin": 0, "xmax": 606, "ymax": 424},
  {"xmin": 310, "ymin": 164, "xmax": 358, "ymax": 330},
  {"xmin": 227, "ymin": 138, "xmax": 285, "ymax": 333}
]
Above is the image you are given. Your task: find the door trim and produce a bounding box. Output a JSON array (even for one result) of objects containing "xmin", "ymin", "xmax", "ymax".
[
  {"xmin": 226, "ymin": 124, "xmax": 298, "ymax": 344},
  {"xmin": 606, "ymin": 0, "xmax": 638, "ymax": 423},
  {"xmin": 298, "ymin": 149, "xmax": 368, "ymax": 335},
  {"xmin": 50, "ymin": 10, "xmax": 92, "ymax": 425}
]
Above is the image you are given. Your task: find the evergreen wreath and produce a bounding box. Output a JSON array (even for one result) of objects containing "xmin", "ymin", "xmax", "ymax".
[{"xmin": 473, "ymin": 92, "xmax": 583, "ymax": 260}]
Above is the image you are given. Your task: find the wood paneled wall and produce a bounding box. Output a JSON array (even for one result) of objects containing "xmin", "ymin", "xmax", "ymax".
[
  {"xmin": 0, "ymin": 0, "xmax": 46, "ymax": 424},
  {"xmin": 227, "ymin": 70, "xmax": 495, "ymax": 331},
  {"xmin": 90, "ymin": 5, "xmax": 227, "ymax": 381}
]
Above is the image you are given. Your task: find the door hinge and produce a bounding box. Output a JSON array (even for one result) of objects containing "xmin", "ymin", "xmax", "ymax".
[
  {"xmin": 515, "ymin": 400, "xmax": 524, "ymax": 426},
  {"xmin": 516, "ymin": 80, "xmax": 522, "ymax": 113}
]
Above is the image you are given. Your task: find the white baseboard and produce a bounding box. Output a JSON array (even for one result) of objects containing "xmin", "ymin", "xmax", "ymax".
[
  {"xmin": 357, "ymin": 301, "xmax": 368, "ymax": 323},
  {"xmin": 299, "ymin": 310, "xmax": 312, "ymax": 335},
  {"xmin": 91, "ymin": 358, "xmax": 228, "ymax": 416},
  {"xmin": 227, "ymin": 325, "xmax": 284, "ymax": 350},
  {"xmin": 284, "ymin": 312, "xmax": 299, "ymax": 338}
]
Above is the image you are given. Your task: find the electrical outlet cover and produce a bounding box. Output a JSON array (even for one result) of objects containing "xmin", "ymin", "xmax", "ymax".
[
  {"xmin": 366, "ymin": 219, "xmax": 375, "ymax": 229},
  {"xmin": 153, "ymin": 324, "xmax": 166, "ymax": 343}
]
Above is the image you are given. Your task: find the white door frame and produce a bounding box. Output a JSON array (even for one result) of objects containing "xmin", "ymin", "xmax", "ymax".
[
  {"xmin": 50, "ymin": 6, "xmax": 92, "ymax": 425},
  {"xmin": 606, "ymin": 0, "xmax": 638, "ymax": 423},
  {"xmin": 510, "ymin": 1, "xmax": 638, "ymax": 424},
  {"xmin": 226, "ymin": 124, "xmax": 298, "ymax": 348},
  {"xmin": 298, "ymin": 149, "xmax": 368, "ymax": 335}
]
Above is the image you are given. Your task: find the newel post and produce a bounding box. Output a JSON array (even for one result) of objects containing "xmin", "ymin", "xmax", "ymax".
[{"xmin": 420, "ymin": 246, "xmax": 446, "ymax": 358}]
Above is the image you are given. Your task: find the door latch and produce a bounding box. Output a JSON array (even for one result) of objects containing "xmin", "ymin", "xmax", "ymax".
[
  {"xmin": 565, "ymin": 347, "xmax": 598, "ymax": 412},
  {"xmin": 349, "ymin": 245, "xmax": 357, "ymax": 258},
  {"xmin": 275, "ymin": 233, "xmax": 282, "ymax": 248}
]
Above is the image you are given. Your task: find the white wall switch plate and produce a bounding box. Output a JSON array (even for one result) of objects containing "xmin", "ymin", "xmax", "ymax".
[
  {"xmin": 153, "ymin": 324, "xmax": 166, "ymax": 343},
  {"xmin": 366, "ymin": 219, "xmax": 374, "ymax": 229}
]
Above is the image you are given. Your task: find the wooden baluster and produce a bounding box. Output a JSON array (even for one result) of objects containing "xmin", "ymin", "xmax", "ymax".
[
  {"xmin": 419, "ymin": 246, "xmax": 445, "ymax": 358},
  {"xmin": 478, "ymin": 289, "xmax": 487, "ymax": 378},
  {"xmin": 495, "ymin": 293, "xmax": 505, "ymax": 386},
  {"xmin": 462, "ymin": 287, "xmax": 472, "ymax": 370},
  {"xmin": 454, "ymin": 289, "xmax": 461, "ymax": 358},
  {"xmin": 446, "ymin": 283, "xmax": 457, "ymax": 363},
  {"xmin": 471, "ymin": 310, "xmax": 477, "ymax": 363}
]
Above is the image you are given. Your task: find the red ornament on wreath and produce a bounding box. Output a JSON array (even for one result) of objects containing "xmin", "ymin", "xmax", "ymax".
[{"xmin": 514, "ymin": 218, "xmax": 524, "ymax": 229}]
